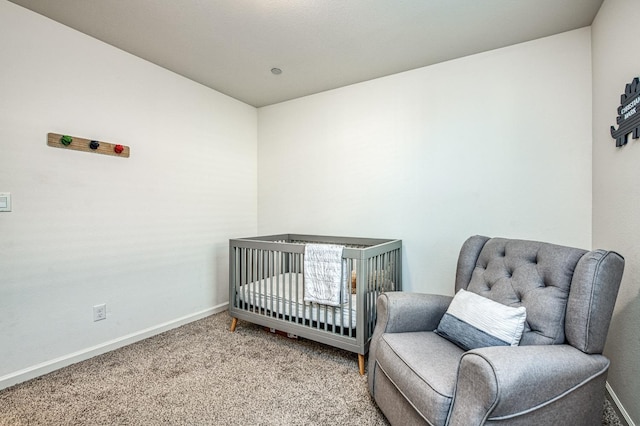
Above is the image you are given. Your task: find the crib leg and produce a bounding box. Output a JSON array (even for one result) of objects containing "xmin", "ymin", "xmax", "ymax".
[
  {"xmin": 358, "ymin": 354, "xmax": 365, "ymax": 376},
  {"xmin": 230, "ymin": 317, "xmax": 238, "ymax": 332}
]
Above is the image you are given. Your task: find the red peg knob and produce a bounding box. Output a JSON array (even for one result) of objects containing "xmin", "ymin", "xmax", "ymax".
[{"xmin": 114, "ymin": 144, "xmax": 124, "ymax": 154}]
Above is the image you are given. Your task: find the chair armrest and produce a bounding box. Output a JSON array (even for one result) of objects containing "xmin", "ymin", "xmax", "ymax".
[
  {"xmin": 368, "ymin": 291, "xmax": 452, "ymax": 394},
  {"xmin": 375, "ymin": 291, "xmax": 452, "ymax": 334},
  {"xmin": 447, "ymin": 345, "xmax": 610, "ymax": 425}
]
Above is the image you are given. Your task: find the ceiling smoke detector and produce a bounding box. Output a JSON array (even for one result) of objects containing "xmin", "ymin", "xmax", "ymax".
[{"xmin": 271, "ymin": 68, "xmax": 282, "ymax": 75}]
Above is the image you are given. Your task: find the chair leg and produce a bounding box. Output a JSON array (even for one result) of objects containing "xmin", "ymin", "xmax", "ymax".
[
  {"xmin": 358, "ymin": 354, "xmax": 365, "ymax": 375},
  {"xmin": 230, "ymin": 317, "xmax": 238, "ymax": 332}
]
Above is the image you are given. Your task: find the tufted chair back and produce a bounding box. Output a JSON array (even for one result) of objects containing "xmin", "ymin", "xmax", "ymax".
[{"xmin": 455, "ymin": 236, "xmax": 624, "ymax": 353}]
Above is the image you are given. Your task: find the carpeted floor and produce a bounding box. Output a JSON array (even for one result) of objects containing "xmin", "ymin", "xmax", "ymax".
[{"xmin": 0, "ymin": 311, "xmax": 624, "ymax": 425}]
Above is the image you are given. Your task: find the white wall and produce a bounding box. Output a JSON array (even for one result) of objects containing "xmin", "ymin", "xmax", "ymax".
[
  {"xmin": 592, "ymin": 0, "xmax": 640, "ymax": 423},
  {"xmin": 0, "ymin": 1, "xmax": 257, "ymax": 387},
  {"xmin": 258, "ymin": 29, "xmax": 593, "ymax": 295}
]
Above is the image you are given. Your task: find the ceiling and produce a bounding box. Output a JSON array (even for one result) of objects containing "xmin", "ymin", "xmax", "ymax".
[{"xmin": 9, "ymin": 0, "xmax": 603, "ymax": 108}]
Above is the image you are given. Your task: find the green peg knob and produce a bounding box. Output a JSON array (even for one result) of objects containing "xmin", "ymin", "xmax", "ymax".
[{"xmin": 60, "ymin": 135, "xmax": 73, "ymax": 146}]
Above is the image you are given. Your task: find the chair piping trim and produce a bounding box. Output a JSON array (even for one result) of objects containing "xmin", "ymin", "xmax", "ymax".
[
  {"xmin": 447, "ymin": 352, "xmax": 499, "ymax": 424},
  {"xmin": 581, "ymin": 250, "xmax": 608, "ymax": 352},
  {"xmin": 375, "ymin": 360, "xmax": 436, "ymax": 426},
  {"xmin": 486, "ymin": 364, "xmax": 609, "ymax": 421}
]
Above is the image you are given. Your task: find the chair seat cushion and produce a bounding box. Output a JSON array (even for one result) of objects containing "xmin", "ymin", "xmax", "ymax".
[{"xmin": 373, "ymin": 331, "xmax": 465, "ymax": 425}]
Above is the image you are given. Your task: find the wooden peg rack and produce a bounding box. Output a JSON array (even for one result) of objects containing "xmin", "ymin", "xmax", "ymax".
[{"xmin": 47, "ymin": 133, "xmax": 130, "ymax": 158}]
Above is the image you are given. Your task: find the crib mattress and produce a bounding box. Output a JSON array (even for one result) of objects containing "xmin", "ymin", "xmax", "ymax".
[{"xmin": 236, "ymin": 272, "xmax": 358, "ymax": 329}]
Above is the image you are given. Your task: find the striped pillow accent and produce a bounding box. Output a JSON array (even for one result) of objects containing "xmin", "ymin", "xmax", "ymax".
[{"xmin": 435, "ymin": 289, "xmax": 527, "ymax": 351}]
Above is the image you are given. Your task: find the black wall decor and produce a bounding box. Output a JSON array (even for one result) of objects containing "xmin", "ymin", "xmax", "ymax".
[{"xmin": 611, "ymin": 77, "xmax": 640, "ymax": 147}]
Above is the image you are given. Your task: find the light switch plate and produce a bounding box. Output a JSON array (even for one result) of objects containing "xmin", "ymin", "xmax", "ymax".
[{"xmin": 0, "ymin": 193, "xmax": 11, "ymax": 212}]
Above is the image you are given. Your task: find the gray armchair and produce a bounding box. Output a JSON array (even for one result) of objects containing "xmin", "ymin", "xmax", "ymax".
[{"xmin": 368, "ymin": 235, "xmax": 624, "ymax": 426}]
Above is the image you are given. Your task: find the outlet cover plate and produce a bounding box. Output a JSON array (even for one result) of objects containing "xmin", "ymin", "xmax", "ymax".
[
  {"xmin": 0, "ymin": 193, "xmax": 11, "ymax": 212},
  {"xmin": 93, "ymin": 304, "xmax": 106, "ymax": 321}
]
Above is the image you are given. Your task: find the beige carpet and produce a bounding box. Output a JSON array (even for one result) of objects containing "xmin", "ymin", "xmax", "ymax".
[{"xmin": 0, "ymin": 311, "xmax": 623, "ymax": 425}]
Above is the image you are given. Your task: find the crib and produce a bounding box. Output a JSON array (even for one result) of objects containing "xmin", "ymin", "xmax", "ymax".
[{"xmin": 228, "ymin": 234, "xmax": 402, "ymax": 374}]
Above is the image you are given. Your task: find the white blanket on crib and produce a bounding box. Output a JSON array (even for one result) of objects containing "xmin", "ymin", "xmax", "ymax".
[{"xmin": 303, "ymin": 244, "xmax": 346, "ymax": 306}]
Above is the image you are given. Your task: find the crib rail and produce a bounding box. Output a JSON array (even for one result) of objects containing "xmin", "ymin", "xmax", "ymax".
[{"xmin": 228, "ymin": 235, "xmax": 402, "ymax": 363}]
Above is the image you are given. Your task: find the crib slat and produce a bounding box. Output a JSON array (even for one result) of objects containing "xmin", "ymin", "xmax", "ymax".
[
  {"xmin": 275, "ymin": 251, "xmax": 281, "ymax": 318},
  {"xmin": 298, "ymin": 252, "xmax": 302, "ymax": 322},
  {"xmin": 301, "ymin": 253, "xmax": 308, "ymax": 326},
  {"xmin": 288, "ymin": 252, "xmax": 294, "ymax": 324},
  {"xmin": 240, "ymin": 247, "xmax": 246, "ymax": 310}
]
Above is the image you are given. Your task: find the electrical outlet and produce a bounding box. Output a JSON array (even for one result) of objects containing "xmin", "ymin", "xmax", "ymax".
[
  {"xmin": 0, "ymin": 193, "xmax": 11, "ymax": 212},
  {"xmin": 93, "ymin": 304, "xmax": 106, "ymax": 322}
]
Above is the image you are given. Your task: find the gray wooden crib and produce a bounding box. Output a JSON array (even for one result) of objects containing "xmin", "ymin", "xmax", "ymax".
[{"xmin": 229, "ymin": 234, "xmax": 402, "ymax": 374}]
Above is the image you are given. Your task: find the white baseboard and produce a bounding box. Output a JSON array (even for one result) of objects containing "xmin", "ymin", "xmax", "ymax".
[
  {"xmin": 0, "ymin": 303, "xmax": 229, "ymax": 391},
  {"xmin": 606, "ymin": 381, "xmax": 635, "ymax": 426}
]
